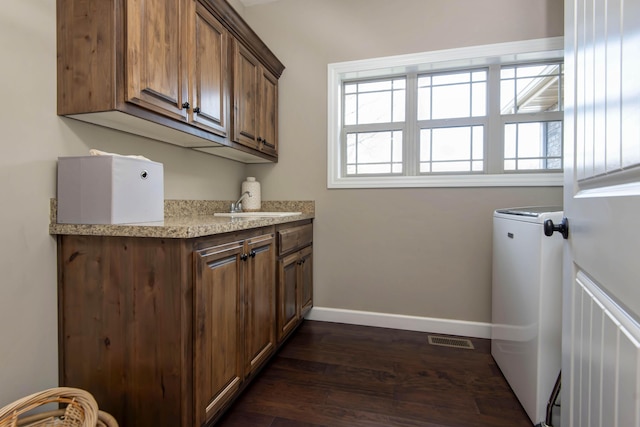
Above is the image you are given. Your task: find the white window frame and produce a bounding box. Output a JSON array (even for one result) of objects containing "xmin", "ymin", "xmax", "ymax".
[{"xmin": 327, "ymin": 37, "xmax": 564, "ymax": 188}]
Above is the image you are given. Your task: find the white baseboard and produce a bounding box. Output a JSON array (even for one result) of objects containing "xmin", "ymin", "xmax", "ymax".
[{"xmin": 304, "ymin": 307, "xmax": 492, "ymax": 339}]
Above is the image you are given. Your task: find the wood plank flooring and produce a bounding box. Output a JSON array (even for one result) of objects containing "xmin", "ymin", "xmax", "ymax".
[{"xmin": 216, "ymin": 321, "xmax": 533, "ymax": 427}]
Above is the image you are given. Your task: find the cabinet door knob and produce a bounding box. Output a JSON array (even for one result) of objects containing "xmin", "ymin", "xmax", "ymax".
[
  {"xmin": 257, "ymin": 137, "xmax": 263, "ymax": 143},
  {"xmin": 193, "ymin": 106, "xmax": 201, "ymax": 114},
  {"xmin": 249, "ymin": 250, "xmax": 256, "ymax": 258},
  {"xmin": 240, "ymin": 253, "xmax": 248, "ymax": 261},
  {"xmin": 182, "ymin": 102, "xmax": 190, "ymax": 110}
]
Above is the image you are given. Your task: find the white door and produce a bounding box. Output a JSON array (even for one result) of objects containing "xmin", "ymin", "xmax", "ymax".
[{"xmin": 563, "ymin": 0, "xmax": 640, "ymax": 426}]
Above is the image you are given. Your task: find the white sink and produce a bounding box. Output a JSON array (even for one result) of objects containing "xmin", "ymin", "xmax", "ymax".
[{"xmin": 214, "ymin": 212, "xmax": 302, "ymax": 218}]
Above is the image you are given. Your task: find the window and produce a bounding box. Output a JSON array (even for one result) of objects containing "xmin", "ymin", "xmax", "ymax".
[
  {"xmin": 328, "ymin": 38, "xmax": 564, "ymax": 188},
  {"xmin": 500, "ymin": 63, "xmax": 564, "ymax": 172}
]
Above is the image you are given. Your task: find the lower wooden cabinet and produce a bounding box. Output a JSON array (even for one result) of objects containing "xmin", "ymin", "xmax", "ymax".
[
  {"xmin": 276, "ymin": 221, "xmax": 313, "ymax": 342},
  {"xmin": 57, "ymin": 223, "xmax": 302, "ymax": 427},
  {"xmin": 193, "ymin": 233, "xmax": 275, "ymax": 425}
]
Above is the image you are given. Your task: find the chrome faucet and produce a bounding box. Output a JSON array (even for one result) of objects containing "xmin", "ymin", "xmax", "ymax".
[{"xmin": 231, "ymin": 191, "xmax": 252, "ymax": 213}]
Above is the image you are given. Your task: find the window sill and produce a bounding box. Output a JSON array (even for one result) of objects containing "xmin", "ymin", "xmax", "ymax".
[{"xmin": 327, "ymin": 173, "xmax": 563, "ymax": 189}]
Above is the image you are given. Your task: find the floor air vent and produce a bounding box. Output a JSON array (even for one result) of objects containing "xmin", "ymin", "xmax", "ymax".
[{"xmin": 428, "ymin": 335, "xmax": 474, "ymax": 350}]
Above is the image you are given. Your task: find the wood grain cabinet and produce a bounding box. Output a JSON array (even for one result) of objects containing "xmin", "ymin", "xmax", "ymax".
[
  {"xmin": 276, "ymin": 221, "xmax": 314, "ymax": 342},
  {"xmin": 233, "ymin": 41, "xmax": 279, "ymax": 157},
  {"xmin": 124, "ymin": 0, "xmax": 190, "ymax": 122},
  {"xmin": 191, "ymin": 1, "xmax": 230, "ymax": 137},
  {"xmin": 193, "ymin": 233, "xmax": 275, "ymax": 425},
  {"xmin": 56, "ymin": 0, "xmax": 283, "ymax": 163},
  {"xmin": 57, "ymin": 228, "xmax": 277, "ymax": 427}
]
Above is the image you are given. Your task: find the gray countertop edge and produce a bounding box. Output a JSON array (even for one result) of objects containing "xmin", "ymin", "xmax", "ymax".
[{"xmin": 49, "ymin": 199, "xmax": 315, "ymax": 239}]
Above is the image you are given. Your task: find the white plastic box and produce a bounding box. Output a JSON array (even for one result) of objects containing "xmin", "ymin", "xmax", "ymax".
[{"xmin": 57, "ymin": 155, "xmax": 164, "ymax": 224}]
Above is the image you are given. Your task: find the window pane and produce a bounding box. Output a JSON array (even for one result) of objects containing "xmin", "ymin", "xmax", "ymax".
[
  {"xmin": 472, "ymin": 82, "xmax": 486, "ymax": 116},
  {"xmin": 433, "ymin": 72, "xmax": 470, "ymax": 85},
  {"xmin": 472, "ymin": 71, "xmax": 487, "ymax": 82},
  {"xmin": 360, "ymin": 80, "xmax": 392, "ymax": 92},
  {"xmin": 419, "ymin": 69, "xmax": 487, "ymax": 120},
  {"xmin": 504, "ymin": 124, "xmax": 517, "ymax": 158},
  {"xmin": 472, "ymin": 126, "xmax": 484, "ymax": 160},
  {"xmin": 517, "ymin": 64, "xmax": 558, "ymax": 78},
  {"xmin": 546, "ymin": 121, "xmax": 563, "ymax": 157},
  {"xmin": 432, "ymin": 84, "xmax": 470, "ymax": 119},
  {"xmin": 504, "ymin": 121, "xmax": 563, "ymax": 171},
  {"xmin": 417, "ymin": 87, "xmax": 431, "ymax": 120},
  {"xmin": 343, "ymin": 78, "xmax": 406, "ymax": 125},
  {"xmin": 432, "ymin": 127, "xmax": 471, "ymax": 161},
  {"xmin": 420, "ymin": 129, "xmax": 431, "ymax": 162},
  {"xmin": 346, "ymin": 133, "xmax": 356, "ymax": 164},
  {"xmin": 345, "ymin": 131, "xmax": 403, "ymax": 175},
  {"xmin": 501, "ymin": 68, "xmax": 515, "ymax": 79},
  {"xmin": 500, "ymin": 79, "xmax": 516, "ymax": 114},
  {"xmin": 517, "ymin": 122, "xmax": 543, "ymax": 158},
  {"xmin": 500, "ymin": 62, "xmax": 563, "ymax": 114},
  {"xmin": 393, "ymin": 90, "xmax": 406, "ymax": 122},
  {"xmin": 358, "ymin": 164, "xmax": 391, "ymax": 174},
  {"xmin": 504, "ymin": 159, "xmax": 516, "ymax": 171},
  {"xmin": 546, "ymin": 159, "xmax": 562, "ymax": 169},
  {"xmin": 419, "ymin": 126, "xmax": 484, "ymax": 173},
  {"xmin": 358, "ymin": 91, "xmax": 391, "ymax": 123},
  {"xmin": 344, "ymin": 94, "xmax": 357, "ymax": 125},
  {"xmin": 359, "ymin": 132, "xmax": 392, "ymax": 163},
  {"xmin": 432, "ymin": 161, "xmax": 471, "ymax": 172}
]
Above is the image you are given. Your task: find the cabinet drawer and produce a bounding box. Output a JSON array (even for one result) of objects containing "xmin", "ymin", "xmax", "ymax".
[{"xmin": 278, "ymin": 224, "xmax": 312, "ymax": 255}]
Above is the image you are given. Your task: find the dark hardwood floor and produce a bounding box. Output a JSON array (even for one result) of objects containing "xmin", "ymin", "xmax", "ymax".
[{"xmin": 216, "ymin": 321, "xmax": 533, "ymax": 427}]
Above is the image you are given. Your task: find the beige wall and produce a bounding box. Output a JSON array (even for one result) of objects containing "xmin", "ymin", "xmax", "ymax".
[
  {"xmin": 243, "ymin": 0, "xmax": 563, "ymax": 319},
  {"xmin": 0, "ymin": 2, "xmax": 248, "ymax": 406},
  {"xmin": 0, "ymin": 0, "xmax": 563, "ymax": 408}
]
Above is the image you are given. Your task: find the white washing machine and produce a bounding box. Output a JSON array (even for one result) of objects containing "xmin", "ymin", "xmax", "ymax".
[{"xmin": 491, "ymin": 206, "xmax": 563, "ymax": 425}]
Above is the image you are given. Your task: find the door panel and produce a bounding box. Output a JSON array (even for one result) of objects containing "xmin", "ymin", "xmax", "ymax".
[
  {"xmin": 193, "ymin": 241, "xmax": 244, "ymax": 425},
  {"xmin": 277, "ymin": 252, "xmax": 299, "ymax": 341},
  {"xmin": 564, "ymin": 0, "xmax": 640, "ymax": 426},
  {"xmin": 193, "ymin": 3, "xmax": 228, "ymax": 136},
  {"xmin": 245, "ymin": 234, "xmax": 275, "ymax": 375},
  {"xmin": 126, "ymin": 0, "xmax": 188, "ymax": 120},
  {"xmin": 260, "ymin": 68, "xmax": 278, "ymax": 156},
  {"xmin": 233, "ymin": 42, "xmax": 260, "ymax": 149},
  {"xmin": 299, "ymin": 246, "xmax": 313, "ymax": 315}
]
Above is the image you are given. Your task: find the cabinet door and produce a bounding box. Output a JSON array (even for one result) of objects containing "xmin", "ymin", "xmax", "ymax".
[
  {"xmin": 192, "ymin": 2, "xmax": 229, "ymax": 136},
  {"xmin": 277, "ymin": 251, "xmax": 300, "ymax": 342},
  {"xmin": 233, "ymin": 42, "xmax": 260, "ymax": 149},
  {"xmin": 259, "ymin": 68, "xmax": 278, "ymax": 156},
  {"xmin": 244, "ymin": 234, "xmax": 276, "ymax": 375},
  {"xmin": 299, "ymin": 246, "xmax": 313, "ymax": 316},
  {"xmin": 126, "ymin": 0, "xmax": 189, "ymax": 120},
  {"xmin": 193, "ymin": 240, "xmax": 244, "ymax": 426}
]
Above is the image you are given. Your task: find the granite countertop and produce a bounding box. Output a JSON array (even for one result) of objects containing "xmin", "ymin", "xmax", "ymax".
[{"xmin": 49, "ymin": 200, "xmax": 314, "ymax": 239}]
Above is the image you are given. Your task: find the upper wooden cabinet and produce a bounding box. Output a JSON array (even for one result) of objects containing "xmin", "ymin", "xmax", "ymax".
[
  {"xmin": 56, "ymin": 0, "xmax": 284, "ymax": 163},
  {"xmin": 125, "ymin": 0, "xmax": 190, "ymax": 121},
  {"xmin": 192, "ymin": 1, "xmax": 230, "ymax": 137},
  {"xmin": 233, "ymin": 41, "xmax": 278, "ymax": 157}
]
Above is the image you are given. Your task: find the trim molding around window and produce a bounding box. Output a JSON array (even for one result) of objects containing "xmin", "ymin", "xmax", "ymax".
[{"xmin": 327, "ymin": 37, "xmax": 564, "ymax": 189}]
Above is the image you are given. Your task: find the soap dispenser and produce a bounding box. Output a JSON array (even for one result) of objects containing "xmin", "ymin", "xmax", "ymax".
[{"xmin": 241, "ymin": 177, "xmax": 261, "ymax": 211}]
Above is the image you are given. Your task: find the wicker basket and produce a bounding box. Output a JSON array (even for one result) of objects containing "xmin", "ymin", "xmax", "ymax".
[{"xmin": 0, "ymin": 388, "xmax": 118, "ymax": 427}]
